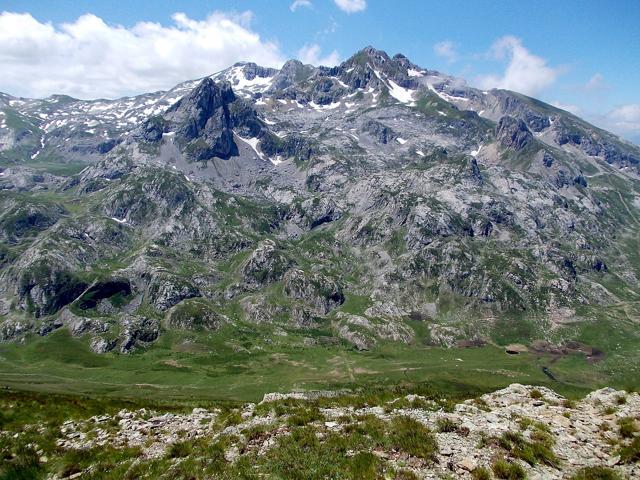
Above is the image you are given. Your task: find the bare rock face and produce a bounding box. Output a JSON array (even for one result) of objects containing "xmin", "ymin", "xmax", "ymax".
[
  {"xmin": 496, "ymin": 115, "xmax": 533, "ymax": 151},
  {"xmin": 163, "ymin": 78, "xmax": 238, "ymax": 160},
  {"xmin": 90, "ymin": 336, "xmax": 117, "ymax": 354}
]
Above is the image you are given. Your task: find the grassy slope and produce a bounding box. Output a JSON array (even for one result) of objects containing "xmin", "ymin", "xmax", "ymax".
[{"xmin": 0, "ymin": 318, "xmax": 631, "ymax": 403}]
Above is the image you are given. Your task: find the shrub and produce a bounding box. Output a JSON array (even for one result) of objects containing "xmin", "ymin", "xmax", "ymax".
[
  {"xmin": 492, "ymin": 459, "xmax": 526, "ymax": 479},
  {"xmin": 348, "ymin": 451, "xmax": 380, "ymax": 479},
  {"xmin": 618, "ymin": 437, "xmax": 640, "ymax": 464},
  {"xmin": 167, "ymin": 440, "xmax": 193, "ymax": 458},
  {"xmin": 617, "ymin": 417, "xmax": 637, "ymax": 439},
  {"xmin": 471, "ymin": 466, "xmax": 493, "ymax": 480},
  {"xmin": 388, "ymin": 416, "xmax": 438, "ymax": 461},
  {"xmin": 498, "ymin": 430, "xmax": 558, "ymax": 467},
  {"xmin": 394, "ymin": 469, "xmax": 420, "ymax": 480},
  {"xmin": 286, "ymin": 405, "xmax": 323, "ymax": 427},
  {"xmin": 529, "ymin": 389, "xmax": 543, "ymax": 400},
  {"xmin": 436, "ymin": 417, "xmax": 460, "ymax": 433},
  {"xmin": 569, "ymin": 466, "xmax": 622, "ymax": 480}
]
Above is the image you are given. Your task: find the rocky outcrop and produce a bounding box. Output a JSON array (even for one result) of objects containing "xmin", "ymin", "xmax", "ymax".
[
  {"xmin": 147, "ymin": 273, "xmax": 200, "ymax": 312},
  {"xmin": 496, "ymin": 116, "xmax": 533, "ymax": 151},
  {"xmin": 334, "ymin": 312, "xmax": 414, "ymax": 350},
  {"xmin": 362, "ymin": 119, "xmax": 397, "ymax": 144},
  {"xmin": 118, "ymin": 315, "xmax": 159, "ymax": 353},
  {"xmin": 282, "ymin": 269, "xmax": 344, "ymax": 315},
  {"xmin": 14, "ymin": 260, "xmax": 88, "ymax": 317},
  {"xmin": 0, "ymin": 318, "xmax": 33, "ymax": 341},
  {"xmin": 241, "ymin": 240, "xmax": 293, "ymax": 288},
  {"xmin": 167, "ymin": 299, "xmax": 225, "ymax": 331}
]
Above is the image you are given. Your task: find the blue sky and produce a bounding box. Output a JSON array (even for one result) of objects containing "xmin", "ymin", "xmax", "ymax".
[{"xmin": 1, "ymin": 0, "xmax": 639, "ymax": 142}]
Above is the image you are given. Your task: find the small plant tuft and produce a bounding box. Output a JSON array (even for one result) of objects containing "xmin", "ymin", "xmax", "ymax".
[{"xmin": 492, "ymin": 459, "xmax": 526, "ymax": 479}]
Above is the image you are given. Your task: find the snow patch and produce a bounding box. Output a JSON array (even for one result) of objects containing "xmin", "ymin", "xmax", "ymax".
[
  {"xmin": 407, "ymin": 69, "xmax": 425, "ymax": 77},
  {"xmin": 471, "ymin": 145, "xmax": 483, "ymax": 157},
  {"xmin": 396, "ymin": 137, "xmax": 407, "ymax": 145},
  {"xmin": 235, "ymin": 134, "xmax": 264, "ymax": 159},
  {"xmin": 388, "ymin": 80, "xmax": 415, "ymax": 104}
]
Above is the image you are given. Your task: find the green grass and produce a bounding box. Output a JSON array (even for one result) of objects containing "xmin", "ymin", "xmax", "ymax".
[
  {"xmin": 569, "ymin": 466, "xmax": 622, "ymax": 480},
  {"xmin": 388, "ymin": 416, "xmax": 438, "ymax": 460},
  {"xmin": 0, "ymin": 322, "xmax": 613, "ymax": 404},
  {"xmin": 492, "ymin": 459, "xmax": 526, "ymax": 479}
]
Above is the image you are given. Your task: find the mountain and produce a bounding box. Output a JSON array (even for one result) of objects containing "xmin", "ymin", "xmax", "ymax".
[{"xmin": 0, "ymin": 46, "xmax": 639, "ymax": 374}]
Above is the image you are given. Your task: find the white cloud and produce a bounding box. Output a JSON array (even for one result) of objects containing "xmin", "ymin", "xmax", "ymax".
[
  {"xmin": 551, "ymin": 101, "xmax": 582, "ymax": 115},
  {"xmin": 333, "ymin": 0, "xmax": 367, "ymax": 14},
  {"xmin": 297, "ymin": 43, "xmax": 340, "ymax": 66},
  {"xmin": 476, "ymin": 36, "xmax": 561, "ymax": 96},
  {"xmin": 0, "ymin": 11, "xmax": 285, "ymax": 99},
  {"xmin": 606, "ymin": 104, "xmax": 640, "ymax": 132},
  {"xmin": 290, "ymin": 0, "xmax": 313, "ymax": 12},
  {"xmin": 433, "ymin": 40, "xmax": 457, "ymax": 63},
  {"xmin": 584, "ymin": 73, "xmax": 607, "ymax": 92}
]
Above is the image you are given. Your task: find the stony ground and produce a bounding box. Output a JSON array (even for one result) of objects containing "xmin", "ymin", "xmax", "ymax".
[{"xmin": 49, "ymin": 384, "xmax": 639, "ymax": 479}]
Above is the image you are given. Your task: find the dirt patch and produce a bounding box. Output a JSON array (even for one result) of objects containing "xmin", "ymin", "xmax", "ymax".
[
  {"xmin": 529, "ymin": 340, "xmax": 605, "ymax": 363},
  {"xmin": 353, "ymin": 367, "xmax": 379, "ymax": 375},
  {"xmin": 163, "ymin": 359, "xmax": 187, "ymax": 369}
]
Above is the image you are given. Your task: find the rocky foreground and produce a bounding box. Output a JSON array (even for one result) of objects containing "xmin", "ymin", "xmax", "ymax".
[{"xmin": 46, "ymin": 384, "xmax": 640, "ymax": 479}]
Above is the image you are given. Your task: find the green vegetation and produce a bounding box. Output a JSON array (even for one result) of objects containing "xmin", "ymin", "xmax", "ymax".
[
  {"xmin": 497, "ymin": 430, "xmax": 558, "ymax": 467},
  {"xmin": 618, "ymin": 437, "xmax": 640, "ymax": 464},
  {"xmin": 471, "ymin": 467, "xmax": 493, "ymax": 480},
  {"xmin": 569, "ymin": 466, "xmax": 622, "ymax": 480},
  {"xmin": 388, "ymin": 416, "xmax": 438, "ymax": 461},
  {"xmin": 492, "ymin": 459, "xmax": 526, "ymax": 480}
]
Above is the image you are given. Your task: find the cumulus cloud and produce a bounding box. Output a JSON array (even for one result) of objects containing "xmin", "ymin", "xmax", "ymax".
[
  {"xmin": 606, "ymin": 104, "xmax": 640, "ymax": 133},
  {"xmin": 584, "ymin": 73, "xmax": 608, "ymax": 92},
  {"xmin": 290, "ymin": 0, "xmax": 313, "ymax": 12},
  {"xmin": 433, "ymin": 40, "xmax": 457, "ymax": 62},
  {"xmin": 297, "ymin": 43, "xmax": 340, "ymax": 66},
  {"xmin": 551, "ymin": 101, "xmax": 582, "ymax": 115},
  {"xmin": 476, "ymin": 36, "xmax": 561, "ymax": 96},
  {"xmin": 333, "ymin": 0, "xmax": 367, "ymax": 14},
  {"xmin": 0, "ymin": 11, "xmax": 285, "ymax": 99}
]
